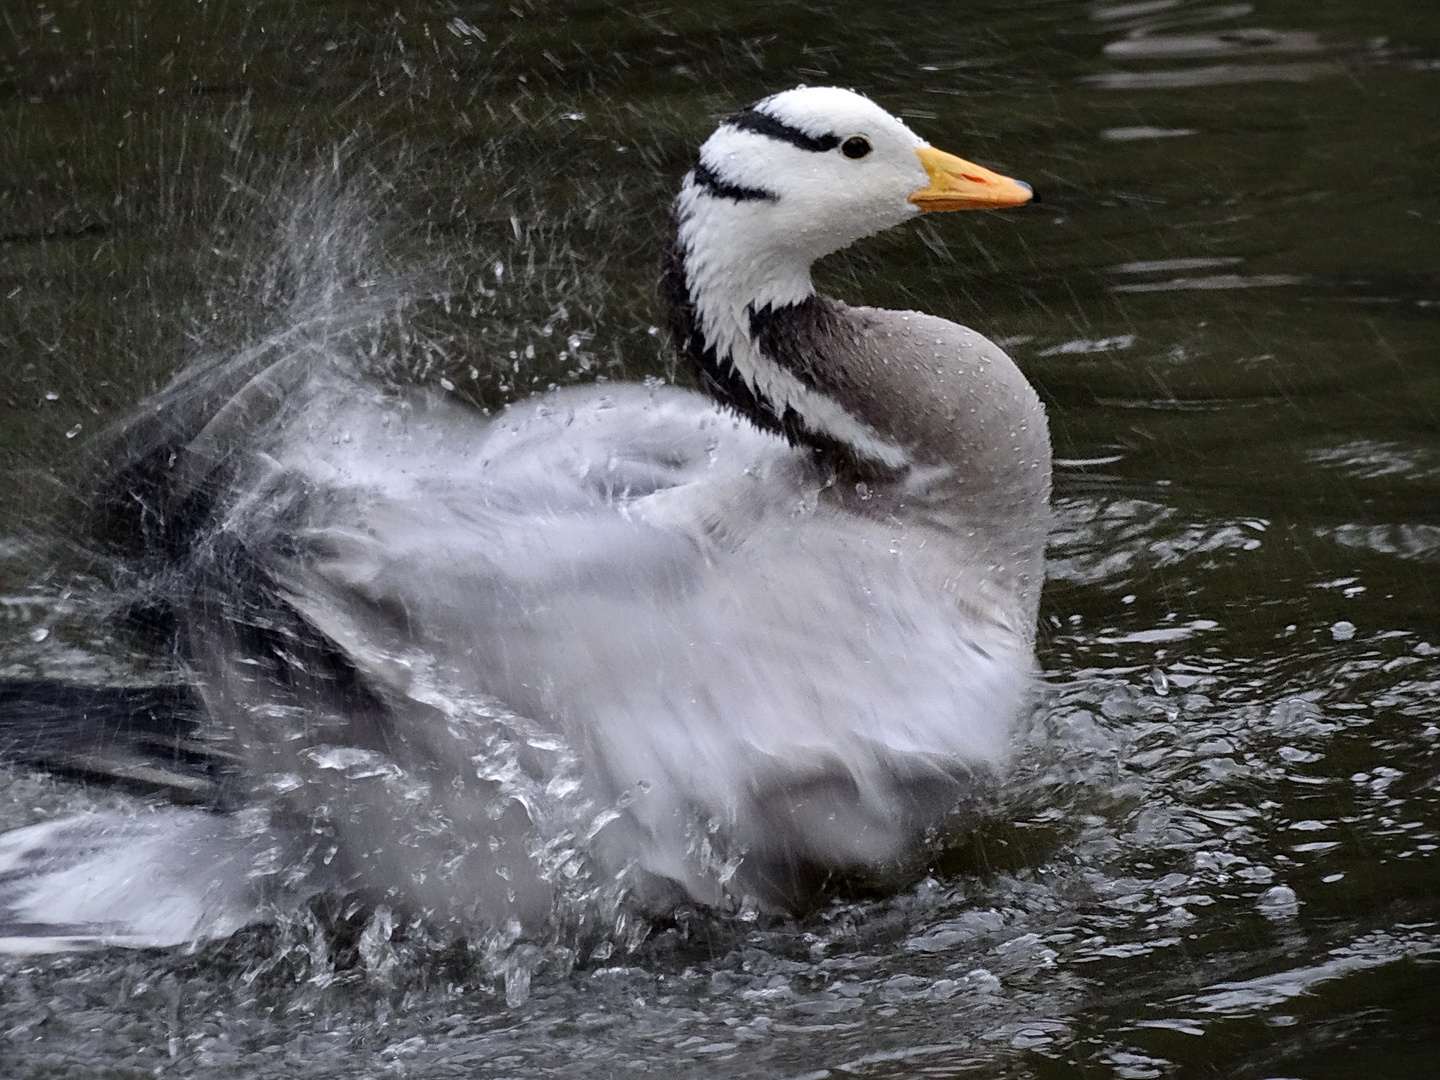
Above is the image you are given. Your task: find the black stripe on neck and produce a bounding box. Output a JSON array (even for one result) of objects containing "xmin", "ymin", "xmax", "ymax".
[
  {"xmin": 726, "ymin": 108, "xmax": 841, "ymax": 154},
  {"xmin": 691, "ymin": 161, "xmax": 776, "ymax": 203},
  {"xmin": 659, "ymin": 227, "xmax": 892, "ymax": 478},
  {"xmin": 659, "ymin": 236, "xmax": 784, "ymax": 441}
]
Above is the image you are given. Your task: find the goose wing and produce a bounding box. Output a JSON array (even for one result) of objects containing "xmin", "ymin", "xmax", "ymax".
[{"xmin": 205, "ymin": 379, "xmax": 1031, "ymax": 909}]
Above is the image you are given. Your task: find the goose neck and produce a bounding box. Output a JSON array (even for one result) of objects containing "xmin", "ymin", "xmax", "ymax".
[{"xmin": 662, "ymin": 191, "xmax": 911, "ymax": 474}]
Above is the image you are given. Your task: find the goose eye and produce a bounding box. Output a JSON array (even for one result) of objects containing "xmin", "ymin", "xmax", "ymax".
[{"xmin": 841, "ymin": 136, "xmax": 872, "ymax": 160}]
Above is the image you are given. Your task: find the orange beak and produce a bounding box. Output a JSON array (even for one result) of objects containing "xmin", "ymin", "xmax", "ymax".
[{"xmin": 908, "ymin": 145, "xmax": 1033, "ymax": 212}]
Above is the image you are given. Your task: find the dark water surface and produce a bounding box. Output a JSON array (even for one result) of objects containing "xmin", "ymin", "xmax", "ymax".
[{"xmin": 2, "ymin": 0, "xmax": 1438, "ymax": 1076}]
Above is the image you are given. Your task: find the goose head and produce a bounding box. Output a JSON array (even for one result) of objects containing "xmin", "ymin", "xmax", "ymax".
[
  {"xmin": 665, "ymin": 86, "xmax": 1034, "ymax": 469},
  {"xmin": 681, "ymin": 86, "xmax": 1031, "ymax": 280}
]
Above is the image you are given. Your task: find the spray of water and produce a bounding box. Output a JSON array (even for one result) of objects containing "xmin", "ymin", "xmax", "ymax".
[{"xmin": 34, "ymin": 138, "xmax": 675, "ymax": 991}]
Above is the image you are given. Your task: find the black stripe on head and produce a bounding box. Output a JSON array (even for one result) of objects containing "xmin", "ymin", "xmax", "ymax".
[
  {"xmin": 726, "ymin": 107, "xmax": 841, "ymax": 154},
  {"xmin": 691, "ymin": 161, "xmax": 776, "ymax": 203}
]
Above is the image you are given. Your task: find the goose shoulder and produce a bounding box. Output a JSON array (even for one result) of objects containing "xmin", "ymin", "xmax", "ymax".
[{"xmin": 820, "ymin": 302, "xmax": 1047, "ymax": 469}]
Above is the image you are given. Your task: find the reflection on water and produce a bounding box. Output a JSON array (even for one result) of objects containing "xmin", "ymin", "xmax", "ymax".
[
  {"xmin": 1307, "ymin": 439, "xmax": 1436, "ymax": 481},
  {"xmin": 1109, "ymin": 272, "xmax": 1305, "ymax": 293},
  {"xmin": 1100, "ymin": 126, "xmax": 1198, "ymax": 140},
  {"xmin": 1, "ymin": 0, "xmax": 1438, "ymax": 1075},
  {"xmin": 1085, "ymin": 0, "xmax": 1341, "ymax": 88},
  {"xmin": 1101, "ymin": 28, "xmax": 1324, "ymax": 61},
  {"xmin": 1083, "ymin": 61, "xmax": 1342, "ymax": 90},
  {"xmin": 1318, "ymin": 523, "xmax": 1440, "ymax": 562}
]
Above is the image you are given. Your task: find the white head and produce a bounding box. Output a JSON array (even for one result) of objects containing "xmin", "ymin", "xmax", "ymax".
[
  {"xmin": 693, "ymin": 87, "xmax": 930, "ymax": 266},
  {"xmin": 675, "ymin": 86, "xmax": 1032, "ymax": 315}
]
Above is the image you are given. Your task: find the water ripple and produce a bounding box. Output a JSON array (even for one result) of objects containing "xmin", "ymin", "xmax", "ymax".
[{"xmin": 1084, "ymin": 61, "xmax": 1343, "ymax": 89}]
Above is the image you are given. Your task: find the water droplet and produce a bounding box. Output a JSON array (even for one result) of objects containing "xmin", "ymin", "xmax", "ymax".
[
  {"xmin": 504, "ymin": 943, "xmax": 542, "ymax": 1008},
  {"xmin": 1257, "ymin": 885, "xmax": 1300, "ymax": 919}
]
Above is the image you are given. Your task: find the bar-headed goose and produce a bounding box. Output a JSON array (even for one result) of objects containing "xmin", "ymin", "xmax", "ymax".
[{"xmin": 0, "ymin": 86, "xmax": 1048, "ymax": 949}]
